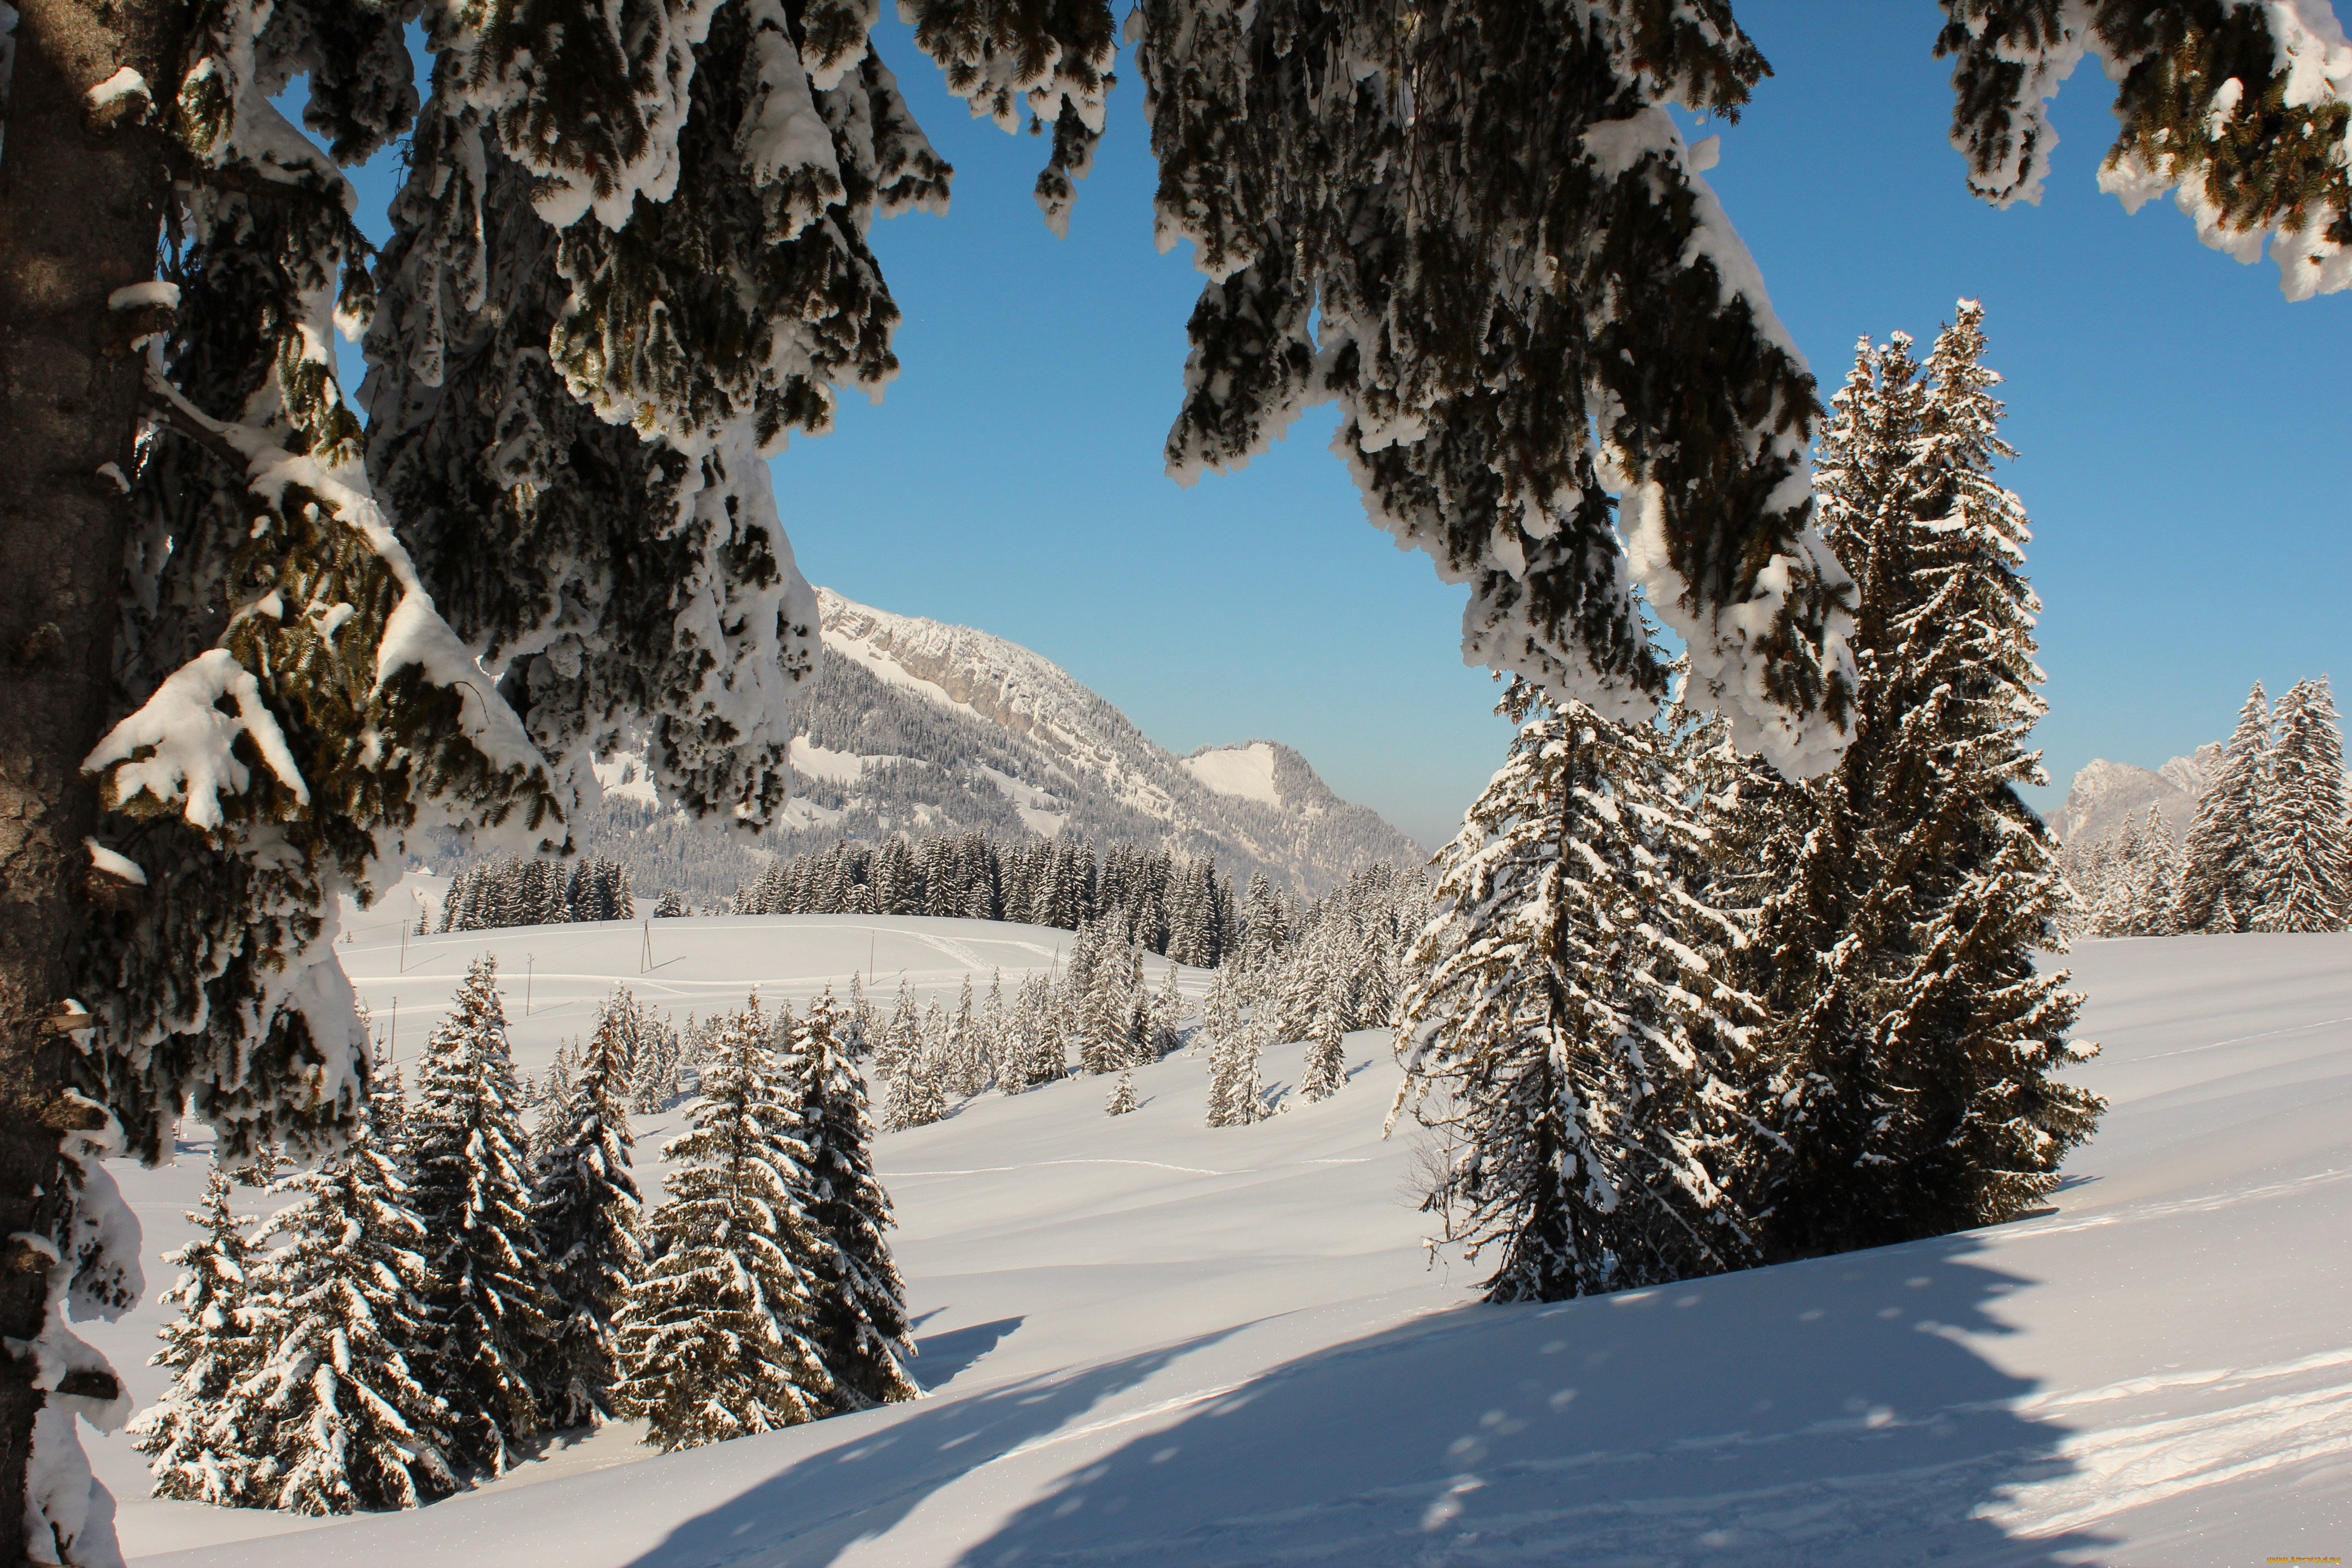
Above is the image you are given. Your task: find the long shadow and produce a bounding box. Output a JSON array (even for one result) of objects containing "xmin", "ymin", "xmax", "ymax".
[
  {"xmin": 915, "ymin": 1316, "xmax": 1024, "ymax": 1391},
  {"xmin": 953, "ymin": 1235, "xmax": 2114, "ymax": 1567},
  {"xmin": 617, "ymin": 1326, "xmax": 1245, "ymax": 1567}
]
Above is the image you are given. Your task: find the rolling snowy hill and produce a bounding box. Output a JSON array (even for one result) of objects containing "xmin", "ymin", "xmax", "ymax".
[
  {"xmin": 95, "ymin": 911, "xmax": 2352, "ymax": 1567},
  {"xmin": 572, "ymin": 590, "xmax": 1424, "ymax": 902}
]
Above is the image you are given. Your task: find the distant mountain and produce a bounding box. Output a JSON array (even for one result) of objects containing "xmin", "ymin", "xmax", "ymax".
[
  {"xmin": 2048, "ymin": 759, "xmax": 2195, "ymax": 847},
  {"xmin": 581, "ymin": 589, "xmax": 1423, "ymax": 898},
  {"xmin": 2050, "ymin": 741, "xmax": 2224, "ymax": 846}
]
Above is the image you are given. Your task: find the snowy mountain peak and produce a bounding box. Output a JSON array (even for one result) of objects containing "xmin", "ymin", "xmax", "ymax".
[
  {"xmin": 787, "ymin": 591, "xmax": 1421, "ymax": 893},
  {"xmin": 2051, "ymin": 758, "xmax": 2193, "ymax": 846}
]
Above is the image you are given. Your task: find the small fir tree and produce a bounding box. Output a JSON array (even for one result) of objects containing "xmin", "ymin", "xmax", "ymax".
[
  {"xmin": 2127, "ymin": 807, "xmax": 2184, "ymax": 937},
  {"xmin": 529, "ymin": 991, "xmax": 646, "ymax": 1430},
  {"xmin": 613, "ymin": 999, "xmax": 837, "ymax": 1450},
  {"xmin": 1202, "ymin": 970, "xmax": 1265, "ymax": 1128},
  {"xmin": 2177, "ymin": 682, "xmax": 2274, "ymax": 933},
  {"xmin": 406, "ymin": 956, "xmax": 556, "ymax": 1475},
  {"xmin": 1296, "ymin": 1008, "xmax": 1349, "ymax": 1104},
  {"xmin": 232, "ymin": 1113, "xmax": 458, "ymax": 1513},
  {"xmin": 129, "ymin": 1167, "xmax": 269, "ymax": 1505},
  {"xmin": 1105, "ymin": 1072, "xmax": 1138, "ymax": 1116},
  {"xmin": 783, "ymin": 996, "xmax": 921, "ymax": 1410}
]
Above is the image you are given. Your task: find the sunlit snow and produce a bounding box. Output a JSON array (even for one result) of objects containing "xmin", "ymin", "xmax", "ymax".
[
  {"xmin": 1181, "ymin": 743, "xmax": 1283, "ymax": 807},
  {"xmin": 98, "ymin": 920, "xmax": 2352, "ymax": 1566}
]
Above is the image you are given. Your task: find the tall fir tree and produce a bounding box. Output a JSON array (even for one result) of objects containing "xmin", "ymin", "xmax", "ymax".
[
  {"xmin": 1393, "ymin": 683, "xmax": 1758, "ymax": 1301},
  {"xmin": 2177, "ymin": 682, "xmax": 2274, "ymax": 933},
  {"xmin": 406, "ymin": 957, "xmax": 555, "ymax": 1475},
  {"xmin": 529, "ymin": 991, "xmax": 646, "ymax": 1430},
  {"xmin": 781, "ymin": 996, "xmax": 920, "ymax": 1411},
  {"xmin": 2253, "ymin": 677, "xmax": 2352, "ymax": 933},
  {"xmin": 1735, "ymin": 308, "xmax": 2101, "ymax": 1262},
  {"xmin": 128, "ymin": 1168, "xmax": 267, "ymax": 1506},
  {"xmin": 614, "ymin": 998, "xmax": 836, "ymax": 1450}
]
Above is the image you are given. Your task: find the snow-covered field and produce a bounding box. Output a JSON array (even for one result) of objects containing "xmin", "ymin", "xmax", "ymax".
[{"xmin": 89, "ymin": 918, "xmax": 2352, "ymax": 1566}]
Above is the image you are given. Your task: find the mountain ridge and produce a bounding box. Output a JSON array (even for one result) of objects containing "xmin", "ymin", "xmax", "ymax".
[{"xmin": 578, "ymin": 590, "xmax": 1424, "ymax": 899}]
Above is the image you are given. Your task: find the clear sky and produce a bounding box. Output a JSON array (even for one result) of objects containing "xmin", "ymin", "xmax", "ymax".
[{"xmin": 341, "ymin": 1, "xmax": 2352, "ymax": 851}]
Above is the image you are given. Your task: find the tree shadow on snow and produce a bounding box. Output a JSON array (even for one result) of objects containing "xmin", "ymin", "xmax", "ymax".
[
  {"xmin": 618, "ymin": 1326, "xmax": 1247, "ymax": 1567},
  {"xmin": 915, "ymin": 1316, "xmax": 1025, "ymax": 1391},
  {"xmin": 953, "ymin": 1235, "xmax": 2116, "ymax": 1568}
]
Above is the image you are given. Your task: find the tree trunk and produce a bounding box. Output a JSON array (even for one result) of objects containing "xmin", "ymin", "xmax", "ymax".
[{"xmin": 0, "ymin": 0, "xmax": 178, "ymax": 1559}]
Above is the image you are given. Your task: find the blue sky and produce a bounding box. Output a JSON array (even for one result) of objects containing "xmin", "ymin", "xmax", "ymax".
[{"xmin": 340, "ymin": 1, "xmax": 2351, "ymax": 851}]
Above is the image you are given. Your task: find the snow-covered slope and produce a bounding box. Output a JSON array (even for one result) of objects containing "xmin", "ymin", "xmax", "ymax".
[{"xmin": 104, "ymin": 917, "xmax": 2352, "ymax": 1567}]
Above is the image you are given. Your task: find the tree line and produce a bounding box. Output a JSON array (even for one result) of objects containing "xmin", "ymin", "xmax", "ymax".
[
  {"xmin": 2064, "ymin": 677, "xmax": 2350, "ymax": 937},
  {"xmin": 439, "ymin": 855, "xmax": 640, "ymax": 932},
  {"xmin": 131, "ymin": 961, "xmax": 914, "ymax": 1512},
  {"xmin": 431, "ymin": 831, "xmax": 1261, "ymax": 973},
  {"xmin": 736, "ymin": 833, "xmax": 1247, "ymax": 969}
]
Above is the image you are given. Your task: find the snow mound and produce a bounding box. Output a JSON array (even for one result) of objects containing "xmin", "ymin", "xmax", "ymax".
[
  {"xmin": 1181, "ymin": 742, "xmax": 1281, "ymax": 806},
  {"xmin": 102, "ymin": 923, "xmax": 2352, "ymax": 1567}
]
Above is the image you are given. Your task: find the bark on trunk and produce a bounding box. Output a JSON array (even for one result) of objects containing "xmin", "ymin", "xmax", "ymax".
[{"xmin": 0, "ymin": 0, "xmax": 179, "ymax": 1560}]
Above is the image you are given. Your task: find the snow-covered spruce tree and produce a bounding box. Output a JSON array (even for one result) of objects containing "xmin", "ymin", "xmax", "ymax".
[
  {"xmin": 1390, "ymin": 681, "xmax": 1758, "ymax": 1302},
  {"xmin": 1202, "ymin": 969, "xmax": 1266, "ymax": 1127},
  {"xmin": 230, "ymin": 1109, "xmax": 458, "ymax": 1513},
  {"xmin": 614, "ymin": 1000, "xmax": 837, "ymax": 1450},
  {"xmin": 2127, "ymin": 805, "xmax": 2184, "ymax": 937},
  {"xmin": 2254, "ymin": 676, "xmax": 2352, "ymax": 932},
  {"xmin": 1148, "ymin": 962, "xmax": 1185, "ymax": 1058},
  {"xmin": 528, "ymin": 991, "xmax": 645, "ymax": 1431},
  {"xmin": 1296, "ymin": 1009, "xmax": 1348, "ymax": 1104},
  {"xmin": 406, "ymin": 956, "xmax": 554, "ymax": 1475},
  {"xmin": 128, "ymin": 1166, "xmax": 267, "ymax": 1506},
  {"xmin": 781, "ymin": 996, "xmax": 920, "ymax": 1411},
  {"xmin": 2176, "ymin": 681, "xmax": 2272, "ymax": 933},
  {"xmin": 881, "ymin": 1038, "xmax": 948, "ymax": 1132},
  {"xmin": 1734, "ymin": 309, "xmax": 2101, "ymax": 1262},
  {"xmin": 1105, "ymin": 1072, "xmax": 1138, "ymax": 1116}
]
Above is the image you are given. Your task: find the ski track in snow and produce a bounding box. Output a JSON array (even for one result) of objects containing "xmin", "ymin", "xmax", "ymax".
[{"xmin": 107, "ymin": 926, "xmax": 2352, "ymax": 1567}]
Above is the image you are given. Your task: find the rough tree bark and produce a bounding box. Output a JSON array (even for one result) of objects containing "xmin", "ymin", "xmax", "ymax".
[{"xmin": 0, "ymin": 0, "xmax": 178, "ymax": 1559}]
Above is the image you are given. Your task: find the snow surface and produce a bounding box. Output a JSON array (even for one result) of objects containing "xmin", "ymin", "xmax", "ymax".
[
  {"xmin": 1181, "ymin": 743, "xmax": 1282, "ymax": 807},
  {"xmin": 96, "ymin": 926, "xmax": 2352, "ymax": 1566}
]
